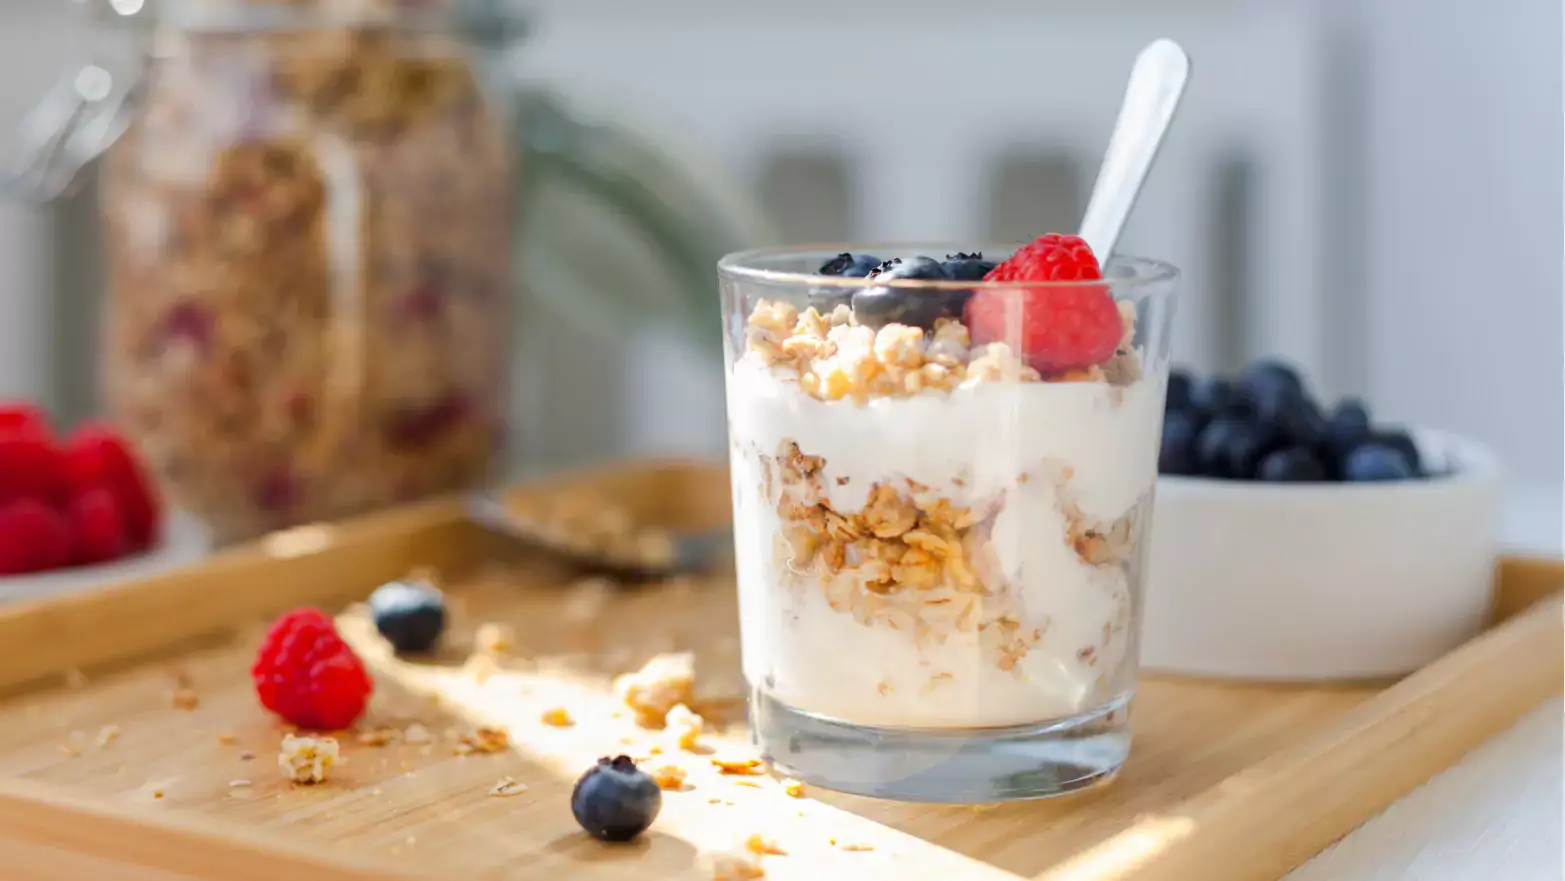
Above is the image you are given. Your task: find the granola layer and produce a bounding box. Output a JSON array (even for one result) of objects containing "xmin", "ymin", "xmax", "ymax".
[{"xmin": 741, "ymin": 298, "xmax": 1140, "ymax": 404}]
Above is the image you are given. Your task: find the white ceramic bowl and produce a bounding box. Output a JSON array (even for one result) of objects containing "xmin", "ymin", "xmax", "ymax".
[
  {"xmin": 0, "ymin": 511, "xmax": 212, "ymax": 603},
  {"xmin": 1142, "ymin": 429, "xmax": 1502, "ymax": 681}
]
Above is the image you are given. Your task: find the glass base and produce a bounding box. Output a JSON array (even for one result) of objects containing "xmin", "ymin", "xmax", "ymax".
[{"xmin": 751, "ymin": 689, "xmax": 1132, "ymax": 803}]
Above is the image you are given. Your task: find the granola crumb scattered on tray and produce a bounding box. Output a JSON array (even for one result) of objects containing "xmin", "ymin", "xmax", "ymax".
[
  {"xmin": 216, "ymin": 732, "xmax": 238, "ymax": 745},
  {"xmin": 172, "ymin": 687, "xmax": 199, "ymax": 710},
  {"xmin": 454, "ymin": 727, "xmax": 509, "ymax": 755},
  {"xmin": 650, "ymin": 764, "xmax": 688, "ymax": 791},
  {"xmin": 489, "ymin": 776, "xmax": 528, "ymax": 797},
  {"xmin": 614, "ymin": 652, "xmax": 696, "ymax": 727},
  {"xmin": 711, "ymin": 757, "xmax": 766, "ymax": 776},
  {"xmin": 475, "ymin": 622, "xmax": 517, "ymax": 657},
  {"xmin": 665, "ymin": 703, "xmax": 705, "ymax": 750},
  {"xmin": 356, "ymin": 727, "xmax": 401, "ymax": 747},
  {"xmin": 745, "ymin": 834, "xmax": 786, "ymax": 856},
  {"xmin": 95, "ymin": 725, "xmax": 120, "ymax": 748},
  {"xmin": 278, "ymin": 734, "xmax": 339, "ymax": 784},
  {"xmin": 781, "ymin": 778, "xmax": 805, "ymax": 798}
]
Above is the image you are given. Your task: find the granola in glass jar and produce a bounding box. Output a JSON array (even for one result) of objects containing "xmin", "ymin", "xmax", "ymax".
[{"xmin": 101, "ymin": 2, "xmax": 514, "ymax": 541}]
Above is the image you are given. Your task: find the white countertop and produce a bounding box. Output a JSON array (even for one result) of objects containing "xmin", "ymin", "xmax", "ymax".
[{"xmin": 1287, "ymin": 697, "xmax": 1563, "ymax": 880}]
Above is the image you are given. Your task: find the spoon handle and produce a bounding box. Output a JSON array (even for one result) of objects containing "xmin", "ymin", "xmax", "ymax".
[{"xmin": 1079, "ymin": 39, "xmax": 1192, "ymax": 262}]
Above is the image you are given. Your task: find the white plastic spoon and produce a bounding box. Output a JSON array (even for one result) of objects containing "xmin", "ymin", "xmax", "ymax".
[{"xmin": 1078, "ymin": 39, "xmax": 1192, "ymax": 263}]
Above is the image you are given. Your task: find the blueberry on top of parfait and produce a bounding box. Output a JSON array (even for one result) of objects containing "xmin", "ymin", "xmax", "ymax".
[
  {"xmin": 936, "ymin": 252, "xmax": 998, "ymax": 319},
  {"xmin": 852, "ymin": 255, "xmax": 951, "ymax": 330},
  {"xmin": 819, "ymin": 252, "xmax": 881, "ymax": 278},
  {"xmin": 808, "ymin": 252, "xmax": 880, "ymax": 312},
  {"xmin": 940, "ymin": 252, "xmax": 998, "ymax": 282}
]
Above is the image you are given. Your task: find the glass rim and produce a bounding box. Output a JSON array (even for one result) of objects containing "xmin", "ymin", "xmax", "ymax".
[{"xmin": 718, "ymin": 242, "xmax": 1180, "ymax": 291}]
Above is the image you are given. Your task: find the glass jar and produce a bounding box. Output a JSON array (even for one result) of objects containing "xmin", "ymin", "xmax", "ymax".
[{"xmin": 27, "ymin": 0, "xmax": 519, "ymax": 542}]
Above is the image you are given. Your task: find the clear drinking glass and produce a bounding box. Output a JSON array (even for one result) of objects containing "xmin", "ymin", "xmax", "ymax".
[{"xmin": 718, "ymin": 244, "xmax": 1179, "ymax": 802}]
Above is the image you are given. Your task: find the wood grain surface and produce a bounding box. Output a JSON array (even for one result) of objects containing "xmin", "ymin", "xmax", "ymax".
[{"xmin": 0, "ymin": 461, "xmax": 1556, "ymax": 881}]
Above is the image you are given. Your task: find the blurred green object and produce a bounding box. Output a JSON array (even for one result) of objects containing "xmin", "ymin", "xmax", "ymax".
[{"xmin": 512, "ymin": 88, "xmax": 774, "ymax": 352}]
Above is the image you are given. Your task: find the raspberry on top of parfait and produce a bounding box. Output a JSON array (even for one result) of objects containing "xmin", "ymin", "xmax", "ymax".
[{"xmin": 964, "ymin": 234, "xmax": 1126, "ymax": 375}]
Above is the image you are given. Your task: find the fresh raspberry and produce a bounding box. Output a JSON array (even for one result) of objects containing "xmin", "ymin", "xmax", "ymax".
[
  {"xmin": 0, "ymin": 403, "xmax": 49, "ymax": 436},
  {"xmin": 252, "ymin": 608, "xmax": 373, "ymax": 730},
  {"xmin": 0, "ymin": 498, "xmax": 71, "ymax": 574},
  {"xmin": 965, "ymin": 234, "xmax": 1126, "ymax": 374},
  {"xmin": 62, "ymin": 424, "xmax": 160, "ymax": 550},
  {"xmin": 0, "ymin": 426, "xmax": 68, "ymax": 506},
  {"xmin": 66, "ymin": 489, "xmax": 129, "ymax": 565}
]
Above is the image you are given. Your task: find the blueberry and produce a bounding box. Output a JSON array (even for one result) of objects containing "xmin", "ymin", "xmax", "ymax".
[
  {"xmin": 1257, "ymin": 446, "xmax": 1327, "ymax": 482},
  {"xmin": 937, "ymin": 252, "xmax": 996, "ymax": 318},
  {"xmin": 1239, "ymin": 359, "xmax": 1305, "ymax": 402},
  {"xmin": 818, "ymin": 252, "xmax": 881, "ymax": 278},
  {"xmin": 571, "ymin": 755, "xmax": 662, "ymax": 842},
  {"xmin": 1187, "ymin": 377, "xmax": 1236, "ymax": 419},
  {"xmin": 808, "ymin": 252, "xmax": 880, "ymax": 312},
  {"xmin": 1369, "ymin": 428, "xmax": 1423, "ymax": 476},
  {"xmin": 851, "ymin": 256, "xmax": 950, "ymax": 330},
  {"xmin": 1254, "ymin": 385, "xmax": 1325, "ymax": 448},
  {"xmin": 1194, "ymin": 416, "xmax": 1277, "ymax": 479},
  {"xmin": 940, "ymin": 252, "xmax": 997, "ymax": 282},
  {"xmin": 1323, "ymin": 398, "xmax": 1372, "ymax": 457},
  {"xmin": 1166, "ymin": 369, "xmax": 1194, "ymax": 413},
  {"xmin": 1159, "ymin": 410, "xmax": 1202, "ymax": 475},
  {"xmin": 1342, "ymin": 442, "xmax": 1416, "ymax": 482},
  {"xmin": 368, "ymin": 578, "xmax": 446, "ymax": 654}
]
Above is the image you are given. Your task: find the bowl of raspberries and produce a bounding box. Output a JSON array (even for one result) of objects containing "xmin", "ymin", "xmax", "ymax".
[
  {"xmin": 0, "ymin": 403, "xmax": 209, "ymax": 599},
  {"xmin": 1142, "ymin": 360, "xmax": 1502, "ymax": 681}
]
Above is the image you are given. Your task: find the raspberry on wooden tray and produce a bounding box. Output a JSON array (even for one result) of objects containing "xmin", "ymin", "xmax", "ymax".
[{"xmin": 252, "ymin": 608, "xmax": 373, "ymax": 730}]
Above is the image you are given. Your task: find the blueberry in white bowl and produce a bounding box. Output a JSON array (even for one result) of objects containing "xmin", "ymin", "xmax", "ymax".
[
  {"xmin": 1159, "ymin": 361, "xmax": 1427, "ymax": 482},
  {"xmin": 1145, "ymin": 358, "xmax": 1503, "ymax": 683}
]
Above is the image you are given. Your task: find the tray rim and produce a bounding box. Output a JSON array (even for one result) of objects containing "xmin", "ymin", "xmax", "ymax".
[{"xmin": 0, "ymin": 461, "xmax": 1557, "ymax": 881}]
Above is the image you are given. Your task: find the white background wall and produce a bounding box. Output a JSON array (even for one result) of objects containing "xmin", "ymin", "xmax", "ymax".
[{"xmin": 0, "ymin": 0, "xmax": 1557, "ymax": 545}]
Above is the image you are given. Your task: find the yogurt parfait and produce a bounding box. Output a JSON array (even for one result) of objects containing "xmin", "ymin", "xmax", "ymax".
[{"xmin": 719, "ymin": 236, "xmax": 1179, "ymax": 801}]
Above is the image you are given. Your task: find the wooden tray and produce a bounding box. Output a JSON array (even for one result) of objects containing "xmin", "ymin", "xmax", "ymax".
[{"xmin": 0, "ymin": 461, "xmax": 1557, "ymax": 881}]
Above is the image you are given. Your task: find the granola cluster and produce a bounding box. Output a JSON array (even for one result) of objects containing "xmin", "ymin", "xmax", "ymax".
[
  {"xmin": 278, "ymin": 733, "xmax": 339, "ymax": 784},
  {"xmin": 101, "ymin": 20, "xmax": 514, "ymax": 541},
  {"xmin": 1049, "ymin": 461, "xmax": 1142, "ymax": 569},
  {"xmin": 761, "ymin": 440, "xmax": 1050, "ymax": 672},
  {"xmin": 742, "ymin": 298, "xmax": 1140, "ymax": 403},
  {"xmin": 613, "ymin": 652, "xmax": 696, "ymax": 727}
]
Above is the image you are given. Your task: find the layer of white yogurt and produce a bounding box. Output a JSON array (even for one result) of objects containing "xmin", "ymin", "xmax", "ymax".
[{"xmin": 726, "ymin": 357, "xmax": 1166, "ymax": 728}]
